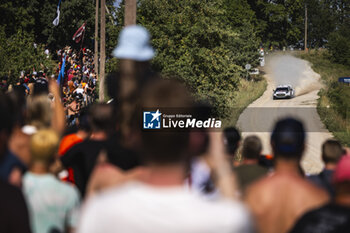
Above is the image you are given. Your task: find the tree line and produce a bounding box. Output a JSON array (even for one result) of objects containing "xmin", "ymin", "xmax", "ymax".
[{"xmin": 0, "ymin": 0, "xmax": 348, "ymax": 114}]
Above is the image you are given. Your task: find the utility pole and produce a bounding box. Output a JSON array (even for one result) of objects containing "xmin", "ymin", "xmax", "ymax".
[
  {"xmin": 305, "ymin": 4, "xmax": 308, "ymax": 52},
  {"xmin": 99, "ymin": 0, "xmax": 106, "ymax": 101},
  {"xmin": 125, "ymin": 0, "xmax": 137, "ymax": 26},
  {"xmin": 94, "ymin": 0, "xmax": 99, "ymax": 81},
  {"xmin": 121, "ymin": 0, "xmax": 137, "ymax": 98},
  {"xmin": 118, "ymin": 0, "xmax": 137, "ymax": 147}
]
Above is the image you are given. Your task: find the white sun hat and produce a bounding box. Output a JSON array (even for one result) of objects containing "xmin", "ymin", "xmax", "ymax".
[{"xmin": 112, "ymin": 25, "xmax": 155, "ymax": 61}]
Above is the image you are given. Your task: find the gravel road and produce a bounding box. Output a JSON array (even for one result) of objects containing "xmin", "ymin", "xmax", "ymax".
[{"xmin": 237, "ymin": 54, "xmax": 334, "ymax": 174}]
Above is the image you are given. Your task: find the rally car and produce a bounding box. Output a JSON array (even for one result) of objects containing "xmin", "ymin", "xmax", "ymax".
[{"xmin": 273, "ymin": 85, "xmax": 295, "ymax": 99}]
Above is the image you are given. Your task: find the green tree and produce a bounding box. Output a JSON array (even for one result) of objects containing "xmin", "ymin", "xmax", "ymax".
[
  {"xmin": 223, "ymin": 0, "xmax": 261, "ymax": 66},
  {"xmin": 327, "ymin": 0, "xmax": 350, "ymax": 66},
  {"xmin": 224, "ymin": 0, "xmax": 257, "ymax": 28},
  {"xmin": 0, "ymin": 0, "xmax": 117, "ymax": 51},
  {"xmin": 247, "ymin": 0, "xmax": 304, "ymax": 48},
  {"xmin": 305, "ymin": 0, "xmax": 337, "ymax": 48},
  {"xmin": 0, "ymin": 0, "xmax": 36, "ymax": 37},
  {"xmin": 328, "ymin": 22, "xmax": 350, "ymax": 66},
  {"xmin": 0, "ymin": 28, "xmax": 55, "ymax": 84},
  {"xmin": 135, "ymin": 0, "xmax": 260, "ymax": 116}
]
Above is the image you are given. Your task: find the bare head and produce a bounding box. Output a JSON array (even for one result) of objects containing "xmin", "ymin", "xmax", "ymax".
[
  {"xmin": 322, "ymin": 139, "xmax": 343, "ymax": 165},
  {"xmin": 88, "ymin": 103, "xmax": 114, "ymax": 134},
  {"xmin": 242, "ymin": 135, "xmax": 262, "ymax": 160}
]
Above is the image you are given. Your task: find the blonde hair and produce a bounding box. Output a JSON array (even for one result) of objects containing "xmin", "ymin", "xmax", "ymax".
[
  {"xmin": 31, "ymin": 129, "xmax": 59, "ymax": 163},
  {"xmin": 26, "ymin": 95, "xmax": 52, "ymax": 129}
]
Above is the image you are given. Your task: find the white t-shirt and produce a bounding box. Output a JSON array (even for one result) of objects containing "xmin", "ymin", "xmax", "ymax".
[
  {"xmin": 187, "ymin": 158, "xmax": 220, "ymax": 200},
  {"xmin": 23, "ymin": 173, "xmax": 80, "ymax": 233},
  {"xmin": 77, "ymin": 182, "xmax": 253, "ymax": 233},
  {"xmin": 75, "ymin": 88, "xmax": 84, "ymax": 95}
]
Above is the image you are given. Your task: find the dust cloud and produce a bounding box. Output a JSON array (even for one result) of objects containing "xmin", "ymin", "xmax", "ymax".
[{"xmin": 265, "ymin": 54, "xmax": 322, "ymax": 96}]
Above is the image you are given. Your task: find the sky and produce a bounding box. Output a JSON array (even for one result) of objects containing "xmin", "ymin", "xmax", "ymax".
[{"xmin": 114, "ymin": 0, "xmax": 122, "ymax": 8}]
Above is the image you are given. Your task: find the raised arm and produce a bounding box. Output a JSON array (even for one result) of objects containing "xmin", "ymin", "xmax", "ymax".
[
  {"xmin": 207, "ymin": 131, "xmax": 239, "ymax": 200},
  {"xmin": 49, "ymin": 80, "xmax": 66, "ymax": 135}
]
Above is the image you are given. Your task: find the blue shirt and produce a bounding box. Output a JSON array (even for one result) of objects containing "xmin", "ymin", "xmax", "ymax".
[
  {"xmin": 0, "ymin": 150, "xmax": 26, "ymax": 182},
  {"xmin": 23, "ymin": 172, "xmax": 80, "ymax": 233}
]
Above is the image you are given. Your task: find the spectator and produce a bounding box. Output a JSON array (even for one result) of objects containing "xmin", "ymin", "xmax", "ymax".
[
  {"xmin": 258, "ymin": 153, "xmax": 274, "ymax": 170},
  {"xmin": 235, "ymin": 135, "xmax": 268, "ymax": 193},
  {"xmin": 33, "ymin": 71, "xmax": 48, "ymax": 96},
  {"xmin": 74, "ymin": 84, "xmax": 84, "ymax": 95},
  {"xmin": 290, "ymin": 155, "xmax": 350, "ymax": 233},
  {"xmin": 0, "ymin": 75, "xmax": 8, "ymax": 93},
  {"xmin": 77, "ymin": 80, "xmax": 253, "ymax": 233},
  {"xmin": 4, "ymin": 90, "xmax": 30, "ymax": 186},
  {"xmin": 59, "ymin": 103, "xmax": 140, "ymax": 197},
  {"xmin": 0, "ymin": 179, "xmax": 32, "ymax": 233},
  {"xmin": 245, "ymin": 118, "xmax": 329, "ymax": 233},
  {"xmin": 58, "ymin": 108, "xmax": 91, "ymax": 183},
  {"xmin": 188, "ymin": 125, "xmax": 241, "ymax": 199},
  {"xmin": 186, "ymin": 105, "xmax": 217, "ymax": 199},
  {"xmin": 308, "ymin": 139, "xmax": 344, "ymax": 198},
  {"xmin": 111, "ymin": 25, "xmax": 157, "ymax": 148},
  {"xmin": 0, "ymin": 93, "xmax": 32, "ymax": 233},
  {"xmin": 0, "ymin": 91, "xmax": 28, "ymax": 186},
  {"xmin": 26, "ymin": 94, "xmax": 52, "ymax": 132},
  {"xmin": 112, "ymin": 25, "xmax": 155, "ymax": 86},
  {"xmin": 66, "ymin": 97, "xmax": 81, "ymax": 125},
  {"xmin": 223, "ymin": 126, "xmax": 241, "ymax": 164},
  {"xmin": 25, "ymin": 80, "xmax": 65, "ymax": 135},
  {"xmin": 22, "ymin": 129, "xmax": 80, "ymax": 233},
  {"xmin": 27, "ymin": 74, "xmax": 35, "ymax": 95}
]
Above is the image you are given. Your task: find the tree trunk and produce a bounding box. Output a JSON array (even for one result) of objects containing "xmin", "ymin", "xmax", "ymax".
[{"xmin": 99, "ymin": 0, "xmax": 106, "ymax": 101}]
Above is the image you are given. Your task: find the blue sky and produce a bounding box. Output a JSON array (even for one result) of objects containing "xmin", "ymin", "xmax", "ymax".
[{"xmin": 114, "ymin": 0, "xmax": 122, "ymax": 8}]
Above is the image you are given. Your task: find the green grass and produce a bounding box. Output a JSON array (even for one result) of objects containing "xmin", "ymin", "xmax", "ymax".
[
  {"xmin": 297, "ymin": 50, "xmax": 350, "ymax": 146},
  {"xmin": 223, "ymin": 75, "xmax": 267, "ymax": 127}
]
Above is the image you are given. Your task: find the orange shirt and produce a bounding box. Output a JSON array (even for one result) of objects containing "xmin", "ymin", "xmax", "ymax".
[
  {"xmin": 58, "ymin": 134, "xmax": 83, "ymax": 156},
  {"xmin": 58, "ymin": 134, "xmax": 83, "ymax": 183}
]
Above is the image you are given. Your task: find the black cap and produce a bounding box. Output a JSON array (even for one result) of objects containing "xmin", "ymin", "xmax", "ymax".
[
  {"xmin": 33, "ymin": 78, "xmax": 49, "ymax": 96},
  {"xmin": 271, "ymin": 118, "xmax": 305, "ymax": 155}
]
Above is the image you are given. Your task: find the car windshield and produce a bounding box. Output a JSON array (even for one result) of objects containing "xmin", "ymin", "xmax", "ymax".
[{"xmin": 276, "ymin": 88, "xmax": 288, "ymax": 92}]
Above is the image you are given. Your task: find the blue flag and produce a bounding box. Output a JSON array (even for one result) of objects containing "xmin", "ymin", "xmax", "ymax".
[{"xmin": 57, "ymin": 55, "xmax": 66, "ymax": 86}]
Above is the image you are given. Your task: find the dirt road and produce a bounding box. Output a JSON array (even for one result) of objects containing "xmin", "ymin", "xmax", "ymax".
[{"xmin": 236, "ymin": 54, "xmax": 333, "ymax": 174}]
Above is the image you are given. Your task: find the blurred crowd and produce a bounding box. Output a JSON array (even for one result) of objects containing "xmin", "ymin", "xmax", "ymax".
[
  {"xmin": 0, "ymin": 25, "xmax": 350, "ymax": 233},
  {"xmin": 0, "ymin": 46, "xmax": 98, "ymax": 128},
  {"xmin": 57, "ymin": 47, "xmax": 97, "ymax": 126}
]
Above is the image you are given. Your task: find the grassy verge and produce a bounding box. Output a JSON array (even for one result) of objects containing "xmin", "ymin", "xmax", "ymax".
[
  {"xmin": 223, "ymin": 75, "xmax": 267, "ymax": 127},
  {"xmin": 297, "ymin": 50, "xmax": 350, "ymax": 146}
]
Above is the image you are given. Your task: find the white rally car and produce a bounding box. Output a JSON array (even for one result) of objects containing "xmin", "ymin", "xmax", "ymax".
[{"xmin": 273, "ymin": 85, "xmax": 295, "ymax": 99}]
